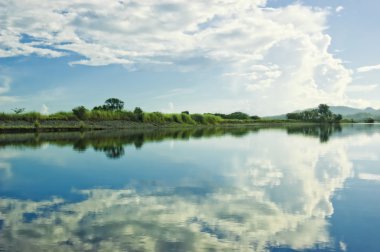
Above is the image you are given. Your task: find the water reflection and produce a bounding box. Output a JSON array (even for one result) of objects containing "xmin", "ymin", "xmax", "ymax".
[
  {"xmin": 0, "ymin": 125, "xmax": 380, "ymax": 251},
  {"xmin": 0, "ymin": 124, "xmax": 375, "ymax": 159},
  {"xmin": 286, "ymin": 124, "xmax": 342, "ymax": 142}
]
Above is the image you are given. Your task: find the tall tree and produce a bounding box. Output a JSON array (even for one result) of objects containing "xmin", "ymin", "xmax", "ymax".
[{"xmin": 104, "ymin": 98, "xmax": 124, "ymax": 111}]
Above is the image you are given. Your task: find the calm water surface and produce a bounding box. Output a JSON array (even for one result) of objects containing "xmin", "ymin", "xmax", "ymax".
[{"xmin": 0, "ymin": 125, "xmax": 380, "ymax": 251}]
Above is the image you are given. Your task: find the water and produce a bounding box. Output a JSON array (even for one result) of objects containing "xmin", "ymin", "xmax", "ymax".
[{"xmin": 0, "ymin": 125, "xmax": 380, "ymax": 252}]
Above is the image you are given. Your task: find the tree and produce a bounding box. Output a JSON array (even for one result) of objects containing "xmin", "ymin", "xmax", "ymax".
[
  {"xmin": 250, "ymin": 115, "xmax": 260, "ymax": 120},
  {"xmin": 318, "ymin": 104, "xmax": 330, "ymax": 116},
  {"xmin": 12, "ymin": 108, "xmax": 25, "ymax": 114},
  {"xmin": 72, "ymin": 106, "xmax": 88, "ymax": 120},
  {"xmin": 334, "ymin": 114, "xmax": 343, "ymax": 122},
  {"xmin": 365, "ymin": 118, "xmax": 375, "ymax": 123},
  {"xmin": 181, "ymin": 111, "xmax": 189, "ymax": 115},
  {"xmin": 104, "ymin": 98, "xmax": 124, "ymax": 111},
  {"xmin": 227, "ymin": 112, "xmax": 250, "ymax": 120},
  {"xmin": 286, "ymin": 104, "xmax": 342, "ymax": 123},
  {"xmin": 133, "ymin": 107, "xmax": 143, "ymax": 121}
]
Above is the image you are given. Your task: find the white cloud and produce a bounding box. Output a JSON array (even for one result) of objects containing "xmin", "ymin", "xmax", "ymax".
[
  {"xmin": 357, "ymin": 64, "xmax": 380, "ymax": 73},
  {"xmin": 358, "ymin": 173, "xmax": 380, "ymax": 182},
  {"xmin": 0, "ymin": 0, "xmax": 358, "ymax": 114},
  {"xmin": 339, "ymin": 241, "xmax": 347, "ymax": 251},
  {"xmin": 335, "ymin": 6, "xmax": 344, "ymax": 13},
  {"xmin": 346, "ymin": 84, "xmax": 378, "ymax": 92},
  {"xmin": 40, "ymin": 104, "xmax": 49, "ymax": 115},
  {"xmin": 154, "ymin": 88, "xmax": 195, "ymax": 99},
  {"xmin": 0, "ymin": 75, "xmax": 18, "ymax": 104}
]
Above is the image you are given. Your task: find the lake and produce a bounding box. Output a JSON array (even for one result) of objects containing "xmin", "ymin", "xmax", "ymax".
[{"xmin": 0, "ymin": 125, "xmax": 380, "ymax": 252}]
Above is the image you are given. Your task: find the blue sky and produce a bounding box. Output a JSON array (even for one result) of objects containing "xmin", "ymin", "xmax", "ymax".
[{"xmin": 0, "ymin": 0, "xmax": 380, "ymax": 116}]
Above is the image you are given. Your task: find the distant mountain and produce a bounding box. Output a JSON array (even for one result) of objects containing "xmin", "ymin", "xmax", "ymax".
[
  {"xmin": 329, "ymin": 106, "xmax": 380, "ymax": 116},
  {"xmin": 265, "ymin": 106, "xmax": 380, "ymax": 121}
]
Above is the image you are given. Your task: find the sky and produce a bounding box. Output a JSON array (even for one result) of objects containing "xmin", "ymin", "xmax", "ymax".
[{"xmin": 0, "ymin": 0, "xmax": 380, "ymax": 116}]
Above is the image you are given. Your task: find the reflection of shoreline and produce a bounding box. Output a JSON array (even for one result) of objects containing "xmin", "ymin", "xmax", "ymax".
[{"xmin": 1, "ymin": 124, "xmax": 379, "ymax": 153}]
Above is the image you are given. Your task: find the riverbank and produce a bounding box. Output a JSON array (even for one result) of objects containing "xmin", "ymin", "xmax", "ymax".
[{"xmin": 0, "ymin": 119, "xmax": 329, "ymax": 133}]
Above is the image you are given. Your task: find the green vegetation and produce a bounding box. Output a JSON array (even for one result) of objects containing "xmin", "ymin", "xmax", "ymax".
[
  {"xmin": 93, "ymin": 98, "xmax": 124, "ymax": 111},
  {"xmin": 12, "ymin": 107, "xmax": 25, "ymax": 114},
  {"xmin": 286, "ymin": 104, "xmax": 342, "ymax": 123},
  {"xmin": 214, "ymin": 112, "xmax": 252, "ymax": 120},
  {"xmin": 365, "ymin": 118, "xmax": 375, "ymax": 123},
  {"xmin": 0, "ymin": 100, "xmax": 352, "ymax": 133}
]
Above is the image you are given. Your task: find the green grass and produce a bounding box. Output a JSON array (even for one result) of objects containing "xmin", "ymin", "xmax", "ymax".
[
  {"xmin": 0, "ymin": 110, "xmax": 224, "ymax": 125},
  {"xmin": 0, "ymin": 109, "xmax": 344, "ymax": 131}
]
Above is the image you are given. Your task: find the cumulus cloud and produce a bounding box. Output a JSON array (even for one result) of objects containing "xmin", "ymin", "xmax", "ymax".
[{"xmin": 0, "ymin": 0, "xmax": 357, "ymax": 113}]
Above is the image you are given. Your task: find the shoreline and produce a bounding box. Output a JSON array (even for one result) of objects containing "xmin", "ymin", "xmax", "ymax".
[{"xmin": 0, "ymin": 119, "xmax": 347, "ymax": 134}]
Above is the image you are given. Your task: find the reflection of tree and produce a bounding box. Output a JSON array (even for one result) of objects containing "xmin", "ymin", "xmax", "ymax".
[
  {"xmin": 2, "ymin": 124, "xmax": 377, "ymax": 153},
  {"xmin": 133, "ymin": 134, "xmax": 144, "ymax": 149},
  {"xmin": 0, "ymin": 127, "xmax": 259, "ymax": 153},
  {"xmin": 73, "ymin": 139, "xmax": 88, "ymax": 152},
  {"xmin": 93, "ymin": 145, "xmax": 125, "ymax": 159},
  {"xmin": 287, "ymin": 125, "xmax": 342, "ymax": 143}
]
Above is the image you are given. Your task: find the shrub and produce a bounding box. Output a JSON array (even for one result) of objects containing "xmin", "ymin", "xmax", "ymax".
[
  {"xmin": 72, "ymin": 106, "xmax": 89, "ymax": 120},
  {"xmin": 171, "ymin": 114, "xmax": 183, "ymax": 123},
  {"xmin": 203, "ymin": 114, "xmax": 222, "ymax": 124},
  {"xmin": 143, "ymin": 112, "xmax": 165, "ymax": 123},
  {"xmin": 365, "ymin": 118, "xmax": 375, "ymax": 123},
  {"xmin": 48, "ymin": 112, "xmax": 76, "ymax": 120},
  {"xmin": 164, "ymin": 114, "xmax": 174, "ymax": 123},
  {"xmin": 191, "ymin": 114, "xmax": 205, "ymax": 124},
  {"xmin": 34, "ymin": 120, "xmax": 40, "ymax": 130},
  {"xmin": 134, "ymin": 107, "xmax": 143, "ymax": 122},
  {"xmin": 181, "ymin": 113, "xmax": 196, "ymax": 124}
]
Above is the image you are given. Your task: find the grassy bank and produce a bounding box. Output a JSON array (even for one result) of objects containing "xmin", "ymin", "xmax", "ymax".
[
  {"xmin": 0, "ymin": 109, "xmax": 259, "ymax": 133},
  {"xmin": 0, "ymin": 118, "xmax": 340, "ymax": 134},
  {"xmin": 0, "ymin": 102, "xmax": 345, "ymax": 133}
]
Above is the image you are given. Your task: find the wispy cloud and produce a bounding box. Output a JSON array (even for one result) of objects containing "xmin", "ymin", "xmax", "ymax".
[
  {"xmin": 357, "ymin": 64, "xmax": 380, "ymax": 73},
  {"xmin": 346, "ymin": 84, "xmax": 378, "ymax": 92},
  {"xmin": 154, "ymin": 88, "xmax": 195, "ymax": 99},
  {"xmin": 358, "ymin": 173, "xmax": 380, "ymax": 182},
  {"xmin": 0, "ymin": 76, "xmax": 18, "ymax": 104}
]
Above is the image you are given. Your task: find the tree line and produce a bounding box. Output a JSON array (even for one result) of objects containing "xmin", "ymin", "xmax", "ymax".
[{"xmin": 286, "ymin": 104, "xmax": 342, "ymax": 123}]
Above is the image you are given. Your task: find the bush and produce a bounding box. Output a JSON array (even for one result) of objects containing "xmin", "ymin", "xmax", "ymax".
[
  {"xmin": 365, "ymin": 118, "xmax": 375, "ymax": 123},
  {"xmin": 143, "ymin": 112, "xmax": 165, "ymax": 123},
  {"xmin": 23, "ymin": 112, "xmax": 43, "ymax": 122},
  {"xmin": 48, "ymin": 112, "xmax": 76, "ymax": 120},
  {"xmin": 34, "ymin": 120, "xmax": 40, "ymax": 130},
  {"xmin": 171, "ymin": 114, "xmax": 183, "ymax": 123},
  {"xmin": 72, "ymin": 106, "xmax": 89, "ymax": 120},
  {"xmin": 181, "ymin": 113, "xmax": 196, "ymax": 124},
  {"xmin": 134, "ymin": 107, "xmax": 143, "ymax": 122},
  {"xmin": 191, "ymin": 114, "xmax": 205, "ymax": 124},
  {"xmin": 164, "ymin": 114, "xmax": 174, "ymax": 123},
  {"xmin": 203, "ymin": 114, "xmax": 222, "ymax": 124}
]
